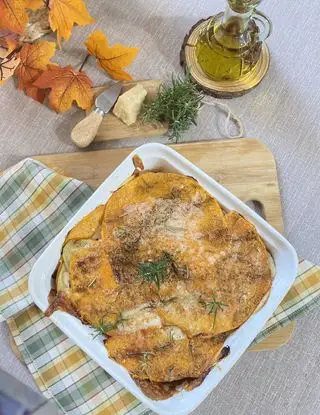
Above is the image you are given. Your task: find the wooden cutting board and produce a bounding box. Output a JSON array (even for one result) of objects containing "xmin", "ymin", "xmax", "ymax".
[
  {"xmin": 31, "ymin": 138, "xmax": 294, "ymax": 352},
  {"xmin": 86, "ymin": 80, "xmax": 168, "ymax": 142}
]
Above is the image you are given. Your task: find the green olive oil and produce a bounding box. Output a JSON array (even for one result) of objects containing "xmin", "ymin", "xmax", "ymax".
[{"xmin": 196, "ymin": 14, "xmax": 262, "ymax": 81}]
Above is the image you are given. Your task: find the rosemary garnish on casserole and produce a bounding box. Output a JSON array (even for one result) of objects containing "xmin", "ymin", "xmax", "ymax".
[
  {"xmin": 92, "ymin": 313, "xmax": 128, "ymax": 338},
  {"xmin": 137, "ymin": 252, "xmax": 173, "ymax": 289},
  {"xmin": 202, "ymin": 295, "xmax": 227, "ymax": 327}
]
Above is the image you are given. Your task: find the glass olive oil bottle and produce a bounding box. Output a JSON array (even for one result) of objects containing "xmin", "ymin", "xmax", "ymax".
[{"xmin": 196, "ymin": 0, "xmax": 271, "ymax": 81}]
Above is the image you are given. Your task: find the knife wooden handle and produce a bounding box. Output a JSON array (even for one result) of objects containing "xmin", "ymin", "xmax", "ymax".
[{"xmin": 71, "ymin": 110, "xmax": 103, "ymax": 148}]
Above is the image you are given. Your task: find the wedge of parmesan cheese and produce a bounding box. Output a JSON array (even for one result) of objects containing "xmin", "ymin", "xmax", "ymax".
[{"xmin": 113, "ymin": 84, "xmax": 148, "ymax": 126}]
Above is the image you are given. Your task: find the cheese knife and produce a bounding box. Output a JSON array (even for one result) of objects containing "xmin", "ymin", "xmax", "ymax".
[{"xmin": 71, "ymin": 82, "xmax": 122, "ymax": 148}]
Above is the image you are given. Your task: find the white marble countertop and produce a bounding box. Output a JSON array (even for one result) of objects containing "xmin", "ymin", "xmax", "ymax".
[{"xmin": 1, "ymin": 0, "xmax": 320, "ymax": 413}]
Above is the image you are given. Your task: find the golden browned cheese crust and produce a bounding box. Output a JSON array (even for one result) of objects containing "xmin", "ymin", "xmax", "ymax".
[
  {"xmin": 65, "ymin": 204, "xmax": 105, "ymax": 243},
  {"xmin": 107, "ymin": 331, "xmax": 229, "ymax": 382},
  {"xmin": 46, "ymin": 170, "xmax": 272, "ymax": 400},
  {"xmin": 134, "ymin": 336, "xmax": 230, "ymax": 400}
]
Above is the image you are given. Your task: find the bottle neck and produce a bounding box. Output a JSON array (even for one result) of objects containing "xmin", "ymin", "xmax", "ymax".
[
  {"xmin": 227, "ymin": 0, "xmax": 260, "ymax": 14},
  {"xmin": 222, "ymin": 3, "xmax": 254, "ymax": 34}
]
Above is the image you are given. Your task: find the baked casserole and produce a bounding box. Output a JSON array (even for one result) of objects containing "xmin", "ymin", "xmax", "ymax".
[{"xmin": 46, "ymin": 156, "xmax": 274, "ymax": 400}]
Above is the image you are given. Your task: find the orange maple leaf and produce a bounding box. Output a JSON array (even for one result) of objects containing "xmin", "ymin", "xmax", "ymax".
[
  {"xmin": 34, "ymin": 64, "xmax": 93, "ymax": 112},
  {"xmin": 0, "ymin": 28, "xmax": 19, "ymax": 41},
  {"xmin": 25, "ymin": 0, "xmax": 44, "ymax": 11},
  {"xmin": 0, "ymin": 30, "xmax": 18, "ymax": 54},
  {"xmin": 25, "ymin": 85, "xmax": 46, "ymax": 102},
  {"xmin": 0, "ymin": 0, "xmax": 28, "ymax": 33},
  {"xmin": 15, "ymin": 41, "xmax": 56, "ymax": 89},
  {"xmin": 0, "ymin": 44, "xmax": 8, "ymax": 59},
  {"xmin": 48, "ymin": 0, "xmax": 94, "ymax": 46},
  {"xmin": 85, "ymin": 30, "xmax": 139, "ymax": 81},
  {"xmin": 0, "ymin": 49, "xmax": 20, "ymax": 84}
]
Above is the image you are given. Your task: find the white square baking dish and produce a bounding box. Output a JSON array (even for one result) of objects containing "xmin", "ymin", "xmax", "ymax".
[{"xmin": 29, "ymin": 143, "xmax": 298, "ymax": 415}]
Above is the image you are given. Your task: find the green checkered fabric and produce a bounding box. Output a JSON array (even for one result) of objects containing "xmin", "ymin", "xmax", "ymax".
[
  {"xmin": 1, "ymin": 159, "xmax": 150, "ymax": 415},
  {"xmin": 1, "ymin": 158, "xmax": 319, "ymax": 414}
]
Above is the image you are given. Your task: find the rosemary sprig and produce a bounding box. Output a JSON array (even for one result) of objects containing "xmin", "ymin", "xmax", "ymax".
[
  {"xmin": 140, "ymin": 334, "xmax": 175, "ymax": 370},
  {"xmin": 140, "ymin": 73, "xmax": 203, "ymax": 142},
  {"xmin": 140, "ymin": 330, "xmax": 176, "ymax": 372},
  {"xmin": 92, "ymin": 313, "xmax": 128, "ymax": 339},
  {"xmin": 92, "ymin": 321, "xmax": 117, "ymax": 339},
  {"xmin": 137, "ymin": 252, "xmax": 173, "ymax": 289},
  {"xmin": 206, "ymin": 296, "xmax": 227, "ymax": 315},
  {"xmin": 202, "ymin": 295, "xmax": 227, "ymax": 328}
]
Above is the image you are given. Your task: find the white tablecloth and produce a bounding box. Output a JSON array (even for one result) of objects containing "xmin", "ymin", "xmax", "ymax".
[{"xmin": 1, "ymin": 1, "xmax": 320, "ymax": 413}]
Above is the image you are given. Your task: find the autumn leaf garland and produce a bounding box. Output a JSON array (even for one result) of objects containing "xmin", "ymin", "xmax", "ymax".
[
  {"xmin": 23, "ymin": 32, "xmax": 138, "ymax": 111},
  {"xmin": 0, "ymin": 1, "xmax": 140, "ymax": 113},
  {"xmin": 8, "ymin": 31, "xmax": 139, "ymax": 112}
]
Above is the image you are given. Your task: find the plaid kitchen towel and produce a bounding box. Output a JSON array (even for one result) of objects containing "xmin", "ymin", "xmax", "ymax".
[
  {"xmin": 0, "ymin": 159, "xmax": 151, "ymax": 415},
  {"xmin": 1, "ymin": 158, "xmax": 320, "ymax": 414}
]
